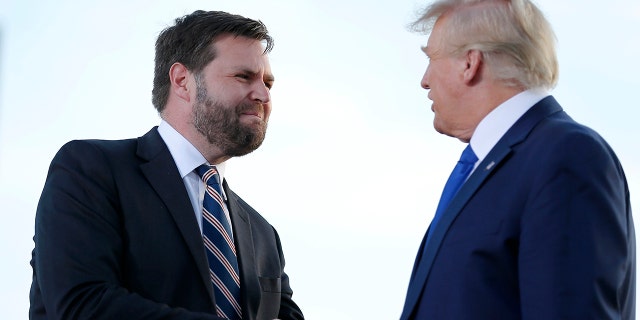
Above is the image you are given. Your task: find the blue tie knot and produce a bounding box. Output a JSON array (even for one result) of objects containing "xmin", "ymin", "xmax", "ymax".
[
  {"xmin": 459, "ymin": 145, "xmax": 478, "ymax": 165},
  {"xmin": 196, "ymin": 164, "xmax": 220, "ymax": 186}
]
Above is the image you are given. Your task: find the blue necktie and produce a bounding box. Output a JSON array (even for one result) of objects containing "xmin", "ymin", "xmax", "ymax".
[
  {"xmin": 426, "ymin": 145, "xmax": 478, "ymax": 243},
  {"xmin": 195, "ymin": 165, "xmax": 242, "ymax": 320}
]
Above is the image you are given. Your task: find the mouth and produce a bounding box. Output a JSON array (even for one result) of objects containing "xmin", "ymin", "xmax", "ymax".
[
  {"xmin": 239, "ymin": 104, "xmax": 264, "ymax": 120},
  {"xmin": 241, "ymin": 111, "xmax": 262, "ymax": 120},
  {"xmin": 241, "ymin": 110, "xmax": 260, "ymax": 117},
  {"xmin": 239, "ymin": 108, "xmax": 265, "ymax": 124}
]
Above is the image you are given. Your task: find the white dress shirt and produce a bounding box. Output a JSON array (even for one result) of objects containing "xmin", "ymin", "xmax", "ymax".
[
  {"xmin": 469, "ymin": 89, "xmax": 549, "ymax": 173},
  {"xmin": 157, "ymin": 120, "xmax": 230, "ymax": 234}
]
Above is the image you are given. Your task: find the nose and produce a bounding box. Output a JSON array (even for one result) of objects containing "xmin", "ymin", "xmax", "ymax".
[
  {"xmin": 250, "ymin": 82, "xmax": 271, "ymax": 104},
  {"xmin": 421, "ymin": 66, "xmax": 430, "ymax": 90}
]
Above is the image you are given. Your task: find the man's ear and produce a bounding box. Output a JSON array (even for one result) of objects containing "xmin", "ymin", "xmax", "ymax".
[
  {"xmin": 169, "ymin": 62, "xmax": 191, "ymax": 103},
  {"xmin": 463, "ymin": 49, "xmax": 483, "ymax": 84}
]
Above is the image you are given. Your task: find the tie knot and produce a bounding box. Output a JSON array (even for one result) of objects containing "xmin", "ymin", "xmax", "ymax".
[
  {"xmin": 196, "ymin": 164, "xmax": 220, "ymax": 186},
  {"xmin": 459, "ymin": 145, "xmax": 478, "ymax": 165}
]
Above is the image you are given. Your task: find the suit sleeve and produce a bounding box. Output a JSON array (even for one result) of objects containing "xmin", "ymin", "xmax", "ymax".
[
  {"xmin": 228, "ymin": 189, "xmax": 305, "ymax": 320},
  {"xmin": 31, "ymin": 140, "xmax": 222, "ymax": 320},
  {"xmin": 272, "ymin": 229, "xmax": 305, "ymax": 320},
  {"xmin": 517, "ymin": 132, "xmax": 635, "ymax": 319}
]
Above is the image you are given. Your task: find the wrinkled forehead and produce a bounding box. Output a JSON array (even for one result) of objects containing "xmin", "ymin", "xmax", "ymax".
[
  {"xmin": 261, "ymin": 54, "xmax": 274, "ymax": 81},
  {"xmin": 212, "ymin": 35, "xmax": 270, "ymax": 65},
  {"xmin": 422, "ymin": 19, "xmax": 448, "ymax": 58}
]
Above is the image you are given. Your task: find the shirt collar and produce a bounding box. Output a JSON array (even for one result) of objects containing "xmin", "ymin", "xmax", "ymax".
[
  {"xmin": 470, "ymin": 89, "xmax": 549, "ymax": 162},
  {"xmin": 157, "ymin": 120, "xmax": 227, "ymax": 182}
]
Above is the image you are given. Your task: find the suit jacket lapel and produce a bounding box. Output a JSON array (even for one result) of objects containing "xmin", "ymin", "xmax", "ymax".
[
  {"xmin": 225, "ymin": 183, "xmax": 261, "ymax": 320},
  {"xmin": 401, "ymin": 96, "xmax": 563, "ymax": 319},
  {"xmin": 136, "ymin": 127, "xmax": 215, "ymax": 303}
]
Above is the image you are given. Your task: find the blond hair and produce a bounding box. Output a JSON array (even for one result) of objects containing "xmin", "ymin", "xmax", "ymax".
[{"xmin": 412, "ymin": 0, "xmax": 558, "ymax": 90}]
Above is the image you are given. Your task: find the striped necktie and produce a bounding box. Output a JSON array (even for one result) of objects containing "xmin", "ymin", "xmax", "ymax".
[{"xmin": 195, "ymin": 165, "xmax": 242, "ymax": 320}]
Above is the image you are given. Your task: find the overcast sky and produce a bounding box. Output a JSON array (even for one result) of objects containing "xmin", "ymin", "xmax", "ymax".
[{"xmin": 1, "ymin": 0, "xmax": 639, "ymax": 319}]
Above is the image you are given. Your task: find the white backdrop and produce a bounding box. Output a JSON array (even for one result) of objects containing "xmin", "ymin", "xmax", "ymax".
[{"xmin": 1, "ymin": 0, "xmax": 638, "ymax": 319}]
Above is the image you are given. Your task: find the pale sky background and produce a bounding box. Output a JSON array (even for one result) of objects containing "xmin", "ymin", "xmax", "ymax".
[{"xmin": 0, "ymin": 0, "xmax": 638, "ymax": 319}]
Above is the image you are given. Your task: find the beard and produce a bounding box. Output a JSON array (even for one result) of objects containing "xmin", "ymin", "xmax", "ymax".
[{"xmin": 192, "ymin": 78, "xmax": 268, "ymax": 157}]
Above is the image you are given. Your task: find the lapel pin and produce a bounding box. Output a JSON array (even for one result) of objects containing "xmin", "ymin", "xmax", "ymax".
[{"xmin": 485, "ymin": 161, "xmax": 495, "ymax": 170}]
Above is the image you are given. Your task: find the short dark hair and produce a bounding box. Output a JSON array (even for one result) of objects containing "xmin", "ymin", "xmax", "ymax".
[{"xmin": 152, "ymin": 10, "xmax": 274, "ymax": 112}]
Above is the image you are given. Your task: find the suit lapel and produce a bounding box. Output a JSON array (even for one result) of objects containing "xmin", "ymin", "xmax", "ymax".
[
  {"xmin": 225, "ymin": 183, "xmax": 261, "ymax": 320},
  {"xmin": 401, "ymin": 96, "xmax": 563, "ymax": 319},
  {"xmin": 136, "ymin": 127, "xmax": 215, "ymax": 303}
]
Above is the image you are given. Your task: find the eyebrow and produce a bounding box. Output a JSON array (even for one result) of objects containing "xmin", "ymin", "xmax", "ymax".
[
  {"xmin": 422, "ymin": 45, "xmax": 448, "ymax": 60},
  {"xmin": 264, "ymin": 73, "xmax": 275, "ymax": 83},
  {"xmin": 236, "ymin": 67, "xmax": 275, "ymax": 81}
]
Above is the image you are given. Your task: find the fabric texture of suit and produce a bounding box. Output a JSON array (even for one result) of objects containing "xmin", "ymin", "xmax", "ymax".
[
  {"xmin": 29, "ymin": 127, "xmax": 304, "ymax": 320},
  {"xmin": 401, "ymin": 96, "xmax": 635, "ymax": 319}
]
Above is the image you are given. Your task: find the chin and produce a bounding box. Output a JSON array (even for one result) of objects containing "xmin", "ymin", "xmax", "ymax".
[
  {"xmin": 434, "ymin": 125, "xmax": 454, "ymax": 139},
  {"xmin": 433, "ymin": 121, "xmax": 443, "ymax": 134}
]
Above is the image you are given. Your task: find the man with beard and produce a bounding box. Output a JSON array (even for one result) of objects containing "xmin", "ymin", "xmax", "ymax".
[{"xmin": 29, "ymin": 10, "xmax": 304, "ymax": 320}]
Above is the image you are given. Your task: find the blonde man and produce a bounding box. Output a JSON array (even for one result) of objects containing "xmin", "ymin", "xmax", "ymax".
[{"xmin": 401, "ymin": 1, "xmax": 635, "ymax": 319}]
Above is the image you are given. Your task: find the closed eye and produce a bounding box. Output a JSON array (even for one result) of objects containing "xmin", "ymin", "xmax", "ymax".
[
  {"xmin": 235, "ymin": 73, "xmax": 250, "ymax": 80},
  {"xmin": 264, "ymin": 74, "xmax": 275, "ymax": 90}
]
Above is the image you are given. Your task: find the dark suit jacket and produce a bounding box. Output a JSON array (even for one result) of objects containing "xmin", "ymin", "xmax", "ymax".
[
  {"xmin": 29, "ymin": 127, "xmax": 304, "ymax": 320},
  {"xmin": 401, "ymin": 96, "xmax": 635, "ymax": 319}
]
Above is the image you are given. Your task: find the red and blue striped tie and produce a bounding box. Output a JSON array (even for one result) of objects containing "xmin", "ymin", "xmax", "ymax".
[{"xmin": 196, "ymin": 165, "xmax": 242, "ymax": 320}]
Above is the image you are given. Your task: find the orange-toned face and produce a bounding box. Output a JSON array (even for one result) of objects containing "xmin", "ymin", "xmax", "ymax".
[{"xmin": 420, "ymin": 17, "xmax": 476, "ymax": 142}]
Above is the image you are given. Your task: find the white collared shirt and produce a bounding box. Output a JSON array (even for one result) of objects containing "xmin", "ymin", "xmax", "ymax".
[
  {"xmin": 157, "ymin": 120, "xmax": 230, "ymax": 234},
  {"xmin": 469, "ymin": 89, "xmax": 549, "ymax": 173}
]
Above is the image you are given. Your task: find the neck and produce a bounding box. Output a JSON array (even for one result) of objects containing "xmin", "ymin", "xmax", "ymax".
[{"xmin": 161, "ymin": 114, "xmax": 230, "ymax": 165}]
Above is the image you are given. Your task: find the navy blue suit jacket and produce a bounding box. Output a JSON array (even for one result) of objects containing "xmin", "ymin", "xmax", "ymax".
[
  {"xmin": 29, "ymin": 127, "xmax": 304, "ymax": 320},
  {"xmin": 401, "ymin": 96, "xmax": 635, "ymax": 319}
]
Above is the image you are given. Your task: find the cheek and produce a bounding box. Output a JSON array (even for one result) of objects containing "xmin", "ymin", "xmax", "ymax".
[
  {"xmin": 263, "ymin": 103, "xmax": 273, "ymax": 120},
  {"xmin": 426, "ymin": 65, "xmax": 448, "ymax": 92}
]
